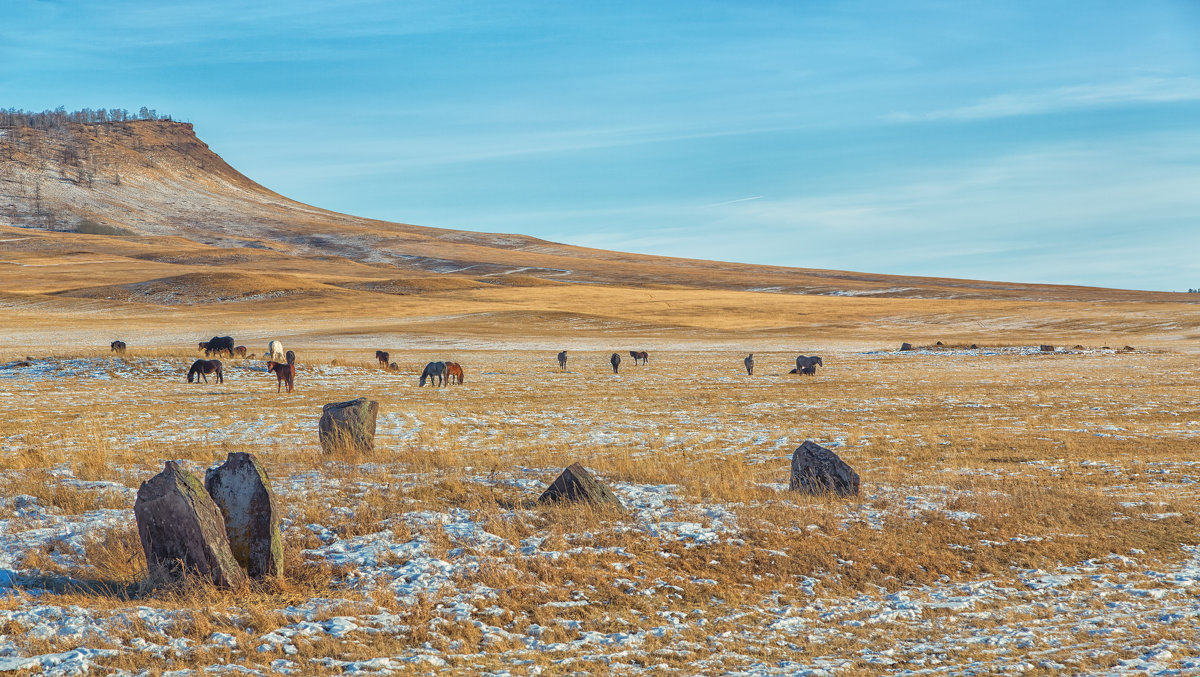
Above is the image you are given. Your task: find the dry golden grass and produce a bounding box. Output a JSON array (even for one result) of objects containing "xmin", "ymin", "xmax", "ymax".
[{"xmin": 1, "ymin": 339, "xmax": 1197, "ymax": 673}]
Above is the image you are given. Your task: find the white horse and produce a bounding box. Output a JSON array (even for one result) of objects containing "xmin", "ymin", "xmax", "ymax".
[{"xmin": 266, "ymin": 340, "xmax": 285, "ymax": 362}]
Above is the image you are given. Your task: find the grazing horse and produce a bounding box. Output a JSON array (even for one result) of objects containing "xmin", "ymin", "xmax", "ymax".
[
  {"xmin": 265, "ymin": 361, "xmax": 295, "ymax": 393},
  {"xmin": 628, "ymin": 350, "xmax": 649, "ymax": 365},
  {"xmin": 420, "ymin": 361, "xmax": 446, "ymax": 386},
  {"xmin": 744, "ymin": 353, "xmax": 754, "ymax": 375},
  {"xmin": 187, "ymin": 359, "xmax": 223, "ymax": 384},
  {"xmin": 285, "ymin": 350, "xmax": 295, "ymax": 365},
  {"xmin": 234, "ymin": 346, "xmax": 247, "ymax": 358},
  {"xmin": 557, "ymin": 350, "xmax": 567, "ymax": 371},
  {"xmin": 795, "ymin": 355, "xmax": 823, "ymax": 372},
  {"xmin": 444, "ymin": 361, "xmax": 464, "ymax": 385},
  {"xmin": 376, "ymin": 350, "xmax": 390, "ymax": 367},
  {"xmin": 266, "ymin": 340, "xmax": 284, "ymax": 362},
  {"xmin": 203, "ymin": 336, "xmax": 235, "ymax": 357},
  {"xmin": 110, "ymin": 340, "xmax": 127, "ymax": 354},
  {"xmin": 800, "ymin": 364, "xmax": 817, "ymax": 376},
  {"xmin": 610, "ymin": 352, "xmax": 621, "ymax": 374}
]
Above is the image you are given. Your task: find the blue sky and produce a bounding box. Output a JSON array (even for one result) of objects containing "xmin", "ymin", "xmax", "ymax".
[{"xmin": 4, "ymin": 1, "xmax": 1200, "ymax": 291}]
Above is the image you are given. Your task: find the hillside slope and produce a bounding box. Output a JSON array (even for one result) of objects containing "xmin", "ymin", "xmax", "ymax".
[{"xmin": 1, "ymin": 119, "xmax": 1188, "ymax": 303}]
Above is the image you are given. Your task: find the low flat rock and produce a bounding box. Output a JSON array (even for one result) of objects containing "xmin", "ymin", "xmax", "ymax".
[
  {"xmin": 205, "ymin": 452, "xmax": 282, "ymax": 579},
  {"xmin": 789, "ymin": 440, "xmax": 860, "ymax": 497},
  {"xmin": 134, "ymin": 461, "xmax": 247, "ymax": 588},
  {"xmin": 538, "ymin": 463, "xmax": 626, "ymax": 510},
  {"xmin": 319, "ymin": 397, "xmax": 379, "ymax": 454}
]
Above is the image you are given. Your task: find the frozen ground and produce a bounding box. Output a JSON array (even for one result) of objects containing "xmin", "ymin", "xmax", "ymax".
[{"xmin": 0, "ymin": 350, "xmax": 1198, "ymax": 674}]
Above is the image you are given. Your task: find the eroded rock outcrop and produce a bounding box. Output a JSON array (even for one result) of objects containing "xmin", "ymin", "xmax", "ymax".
[
  {"xmin": 318, "ymin": 397, "xmax": 379, "ymax": 454},
  {"xmin": 134, "ymin": 461, "xmax": 246, "ymax": 588},
  {"xmin": 205, "ymin": 452, "xmax": 282, "ymax": 579},
  {"xmin": 789, "ymin": 440, "xmax": 860, "ymax": 497},
  {"xmin": 538, "ymin": 463, "xmax": 626, "ymax": 510}
]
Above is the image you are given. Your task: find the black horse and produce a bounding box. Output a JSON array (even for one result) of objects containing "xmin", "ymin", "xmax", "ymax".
[
  {"xmin": 376, "ymin": 350, "xmax": 389, "ymax": 367},
  {"xmin": 187, "ymin": 359, "xmax": 224, "ymax": 384},
  {"xmin": 629, "ymin": 350, "xmax": 649, "ymax": 365},
  {"xmin": 110, "ymin": 340, "xmax": 127, "ymax": 354},
  {"xmin": 203, "ymin": 336, "xmax": 235, "ymax": 357},
  {"xmin": 744, "ymin": 353, "xmax": 754, "ymax": 375},
  {"xmin": 557, "ymin": 351, "xmax": 567, "ymax": 371},
  {"xmin": 285, "ymin": 350, "xmax": 295, "ymax": 365},
  {"xmin": 420, "ymin": 361, "xmax": 446, "ymax": 386},
  {"xmin": 796, "ymin": 355, "xmax": 823, "ymax": 372},
  {"xmin": 610, "ymin": 352, "xmax": 621, "ymax": 374}
]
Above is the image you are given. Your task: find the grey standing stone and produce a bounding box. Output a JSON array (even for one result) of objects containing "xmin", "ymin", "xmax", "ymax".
[
  {"xmin": 539, "ymin": 463, "xmax": 626, "ymax": 510},
  {"xmin": 205, "ymin": 452, "xmax": 282, "ymax": 579},
  {"xmin": 789, "ymin": 440, "xmax": 860, "ymax": 497},
  {"xmin": 319, "ymin": 397, "xmax": 379, "ymax": 454},
  {"xmin": 899, "ymin": 343, "xmax": 913, "ymax": 351},
  {"xmin": 134, "ymin": 461, "xmax": 247, "ymax": 588}
]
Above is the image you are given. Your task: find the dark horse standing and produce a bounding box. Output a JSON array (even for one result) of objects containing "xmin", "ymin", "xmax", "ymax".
[
  {"xmin": 187, "ymin": 359, "xmax": 223, "ymax": 384},
  {"xmin": 376, "ymin": 350, "xmax": 390, "ymax": 367},
  {"xmin": 266, "ymin": 361, "xmax": 295, "ymax": 393},
  {"xmin": 744, "ymin": 353, "xmax": 754, "ymax": 375},
  {"xmin": 610, "ymin": 352, "xmax": 621, "ymax": 374},
  {"xmin": 557, "ymin": 351, "xmax": 567, "ymax": 371},
  {"xmin": 110, "ymin": 340, "xmax": 127, "ymax": 354},
  {"xmin": 796, "ymin": 355, "xmax": 823, "ymax": 372},
  {"xmin": 420, "ymin": 361, "xmax": 446, "ymax": 386},
  {"xmin": 629, "ymin": 350, "xmax": 649, "ymax": 365}
]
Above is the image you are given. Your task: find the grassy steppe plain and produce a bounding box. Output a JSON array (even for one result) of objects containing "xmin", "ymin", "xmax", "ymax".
[{"xmin": 1, "ymin": 341, "xmax": 1198, "ymax": 674}]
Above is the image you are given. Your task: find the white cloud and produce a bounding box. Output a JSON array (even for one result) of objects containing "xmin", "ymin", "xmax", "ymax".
[{"xmin": 888, "ymin": 77, "xmax": 1200, "ymax": 122}]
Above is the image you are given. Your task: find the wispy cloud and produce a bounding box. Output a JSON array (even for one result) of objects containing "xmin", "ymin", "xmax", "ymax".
[
  {"xmin": 888, "ymin": 77, "xmax": 1200, "ymax": 122},
  {"xmin": 703, "ymin": 196, "xmax": 763, "ymax": 208}
]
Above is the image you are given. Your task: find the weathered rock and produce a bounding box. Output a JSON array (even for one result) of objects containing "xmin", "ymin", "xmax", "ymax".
[
  {"xmin": 1040, "ymin": 345, "xmax": 1055, "ymax": 352},
  {"xmin": 1073, "ymin": 344, "xmax": 1085, "ymax": 350},
  {"xmin": 935, "ymin": 341, "xmax": 944, "ymax": 346},
  {"xmin": 538, "ymin": 463, "xmax": 626, "ymax": 510},
  {"xmin": 205, "ymin": 452, "xmax": 282, "ymax": 579},
  {"xmin": 319, "ymin": 397, "xmax": 379, "ymax": 454},
  {"xmin": 1123, "ymin": 345, "xmax": 1135, "ymax": 351},
  {"xmin": 789, "ymin": 440, "xmax": 860, "ymax": 497},
  {"xmin": 969, "ymin": 344, "xmax": 978, "ymax": 349},
  {"xmin": 134, "ymin": 461, "xmax": 247, "ymax": 588},
  {"xmin": 899, "ymin": 343, "xmax": 913, "ymax": 351}
]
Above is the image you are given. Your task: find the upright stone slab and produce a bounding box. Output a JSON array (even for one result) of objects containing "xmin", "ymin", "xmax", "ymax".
[
  {"xmin": 205, "ymin": 452, "xmax": 282, "ymax": 579},
  {"xmin": 319, "ymin": 397, "xmax": 379, "ymax": 454},
  {"xmin": 899, "ymin": 343, "xmax": 913, "ymax": 351},
  {"xmin": 789, "ymin": 440, "xmax": 860, "ymax": 497},
  {"xmin": 538, "ymin": 463, "xmax": 626, "ymax": 510},
  {"xmin": 134, "ymin": 461, "xmax": 247, "ymax": 588}
]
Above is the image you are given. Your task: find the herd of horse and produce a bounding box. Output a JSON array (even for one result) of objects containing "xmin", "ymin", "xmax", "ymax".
[{"xmin": 115, "ymin": 338, "xmax": 824, "ymax": 393}]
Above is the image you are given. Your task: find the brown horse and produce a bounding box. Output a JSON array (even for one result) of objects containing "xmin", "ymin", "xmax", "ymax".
[
  {"xmin": 376, "ymin": 350, "xmax": 390, "ymax": 367},
  {"xmin": 629, "ymin": 350, "xmax": 649, "ymax": 365},
  {"xmin": 234, "ymin": 346, "xmax": 247, "ymax": 358},
  {"xmin": 444, "ymin": 361, "xmax": 464, "ymax": 385},
  {"xmin": 187, "ymin": 359, "xmax": 223, "ymax": 384},
  {"xmin": 265, "ymin": 361, "xmax": 295, "ymax": 393}
]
